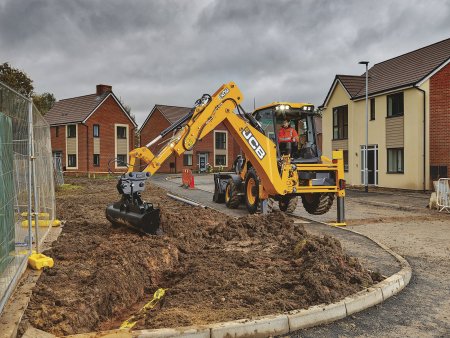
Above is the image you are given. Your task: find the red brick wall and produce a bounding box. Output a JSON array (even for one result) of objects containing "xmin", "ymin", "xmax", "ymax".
[
  {"xmin": 139, "ymin": 109, "xmax": 175, "ymax": 173},
  {"xmin": 83, "ymin": 96, "xmax": 135, "ymax": 173},
  {"xmin": 50, "ymin": 125, "xmax": 66, "ymax": 167},
  {"xmin": 429, "ymin": 63, "xmax": 450, "ymax": 176},
  {"xmin": 140, "ymin": 108, "xmax": 241, "ymax": 173},
  {"xmin": 50, "ymin": 95, "xmax": 135, "ymax": 173}
]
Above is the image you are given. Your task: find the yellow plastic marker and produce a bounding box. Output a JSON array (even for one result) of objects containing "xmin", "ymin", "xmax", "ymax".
[
  {"xmin": 21, "ymin": 212, "xmax": 50, "ymax": 220},
  {"xmin": 21, "ymin": 219, "xmax": 61, "ymax": 227},
  {"xmin": 120, "ymin": 288, "xmax": 167, "ymax": 330},
  {"xmin": 330, "ymin": 222, "xmax": 347, "ymax": 227},
  {"xmin": 28, "ymin": 253, "xmax": 54, "ymax": 270},
  {"xmin": 16, "ymin": 249, "xmax": 36, "ymax": 256}
]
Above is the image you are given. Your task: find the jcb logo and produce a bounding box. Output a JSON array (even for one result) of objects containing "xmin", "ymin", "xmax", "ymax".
[
  {"xmin": 219, "ymin": 87, "xmax": 229, "ymax": 99},
  {"xmin": 242, "ymin": 127, "xmax": 266, "ymax": 160}
]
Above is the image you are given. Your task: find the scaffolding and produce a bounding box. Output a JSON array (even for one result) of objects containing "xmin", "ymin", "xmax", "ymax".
[{"xmin": 0, "ymin": 81, "xmax": 56, "ymax": 314}]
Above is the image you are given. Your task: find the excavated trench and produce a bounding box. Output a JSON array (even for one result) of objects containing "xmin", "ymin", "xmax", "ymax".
[{"xmin": 19, "ymin": 177, "xmax": 382, "ymax": 336}]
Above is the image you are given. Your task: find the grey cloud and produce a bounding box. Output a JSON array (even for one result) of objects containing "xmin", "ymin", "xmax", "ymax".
[{"xmin": 0, "ymin": 0, "xmax": 448, "ymax": 125}]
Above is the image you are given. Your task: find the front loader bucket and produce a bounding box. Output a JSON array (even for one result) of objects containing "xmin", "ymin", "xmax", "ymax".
[{"xmin": 106, "ymin": 201, "xmax": 161, "ymax": 235}]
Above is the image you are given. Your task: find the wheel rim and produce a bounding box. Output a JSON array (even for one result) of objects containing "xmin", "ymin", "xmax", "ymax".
[
  {"xmin": 247, "ymin": 178, "xmax": 256, "ymax": 205},
  {"xmin": 225, "ymin": 184, "xmax": 230, "ymax": 202}
]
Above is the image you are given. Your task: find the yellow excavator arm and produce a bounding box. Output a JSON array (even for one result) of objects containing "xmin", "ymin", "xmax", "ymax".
[{"xmin": 127, "ymin": 82, "xmax": 285, "ymax": 195}]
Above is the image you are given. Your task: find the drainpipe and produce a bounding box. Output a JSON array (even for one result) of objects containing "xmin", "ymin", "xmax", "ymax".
[{"xmin": 414, "ymin": 86, "xmax": 426, "ymax": 192}]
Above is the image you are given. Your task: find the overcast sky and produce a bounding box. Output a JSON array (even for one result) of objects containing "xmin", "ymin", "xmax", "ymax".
[{"xmin": 1, "ymin": 0, "xmax": 449, "ymax": 125}]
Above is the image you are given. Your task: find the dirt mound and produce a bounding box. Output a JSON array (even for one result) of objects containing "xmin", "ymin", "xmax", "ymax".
[{"xmin": 21, "ymin": 177, "xmax": 380, "ymax": 336}]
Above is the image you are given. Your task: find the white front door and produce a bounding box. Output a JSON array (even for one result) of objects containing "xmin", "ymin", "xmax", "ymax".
[
  {"xmin": 198, "ymin": 153, "xmax": 207, "ymax": 172},
  {"xmin": 361, "ymin": 145, "xmax": 378, "ymax": 185}
]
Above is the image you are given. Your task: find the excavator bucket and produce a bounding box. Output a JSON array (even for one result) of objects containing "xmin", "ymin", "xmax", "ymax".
[
  {"xmin": 105, "ymin": 172, "xmax": 161, "ymax": 234},
  {"xmin": 106, "ymin": 201, "xmax": 160, "ymax": 234}
]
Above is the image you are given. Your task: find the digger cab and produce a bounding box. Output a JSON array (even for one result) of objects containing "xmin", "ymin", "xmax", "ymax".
[{"xmin": 253, "ymin": 102, "xmax": 321, "ymax": 162}]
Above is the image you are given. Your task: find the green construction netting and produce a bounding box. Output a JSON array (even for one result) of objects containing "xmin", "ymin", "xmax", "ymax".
[{"xmin": 0, "ymin": 112, "xmax": 15, "ymax": 274}]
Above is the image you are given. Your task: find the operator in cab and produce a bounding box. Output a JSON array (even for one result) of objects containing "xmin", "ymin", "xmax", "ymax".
[{"xmin": 278, "ymin": 119, "xmax": 299, "ymax": 157}]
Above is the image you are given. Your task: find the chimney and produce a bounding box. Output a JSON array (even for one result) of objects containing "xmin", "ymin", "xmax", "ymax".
[{"xmin": 96, "ymin": 84, "xmax": 112, "ymax": 96}]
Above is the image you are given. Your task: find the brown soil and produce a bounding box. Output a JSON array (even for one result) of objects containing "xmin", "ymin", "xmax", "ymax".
[{"xmin": 21, "ymin": 177, "xmax": 381, "ymax": 336}]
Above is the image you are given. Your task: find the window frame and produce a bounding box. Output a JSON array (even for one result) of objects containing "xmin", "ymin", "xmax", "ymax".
[
  {"xmin": 370, "ymin": 98, "xmax": 376, "ymax": 120},
  {"xmin": 183, "ymin": 154, "xmax": 193, "ymax": 166},
  {"xmin": 215, "ymin": 154, "xmax": 227, "ymax": 167},
  {"xmin": 93, "ymin": 154, "xmax": 100, "ymax": 167},
  {"xmin": 67, "ymin": 154, "xmax": 77, "ymax": 168},
  {"xmin": 387, "ymin": 92, "xmax": 404, "ymax": 118},
  {"xmin": 332, "ymin": 105, "xmax": 348, "ymax": 140},
  {"xmin": 387, "ymin": 148, "xmax": 404, "ymax": 174},
  {"xmin": 116, "ymin": 154, "xmax": 127, "ymax": 167},
  {"xmin": 93, "ymin": 124, "xmax": 100, "ymax": 138},
  {"xmin": 67, "ymin": 124, "xmax": 76, "ymax": 138},
  {"xmin": 214, "ymin": 131, "xmax": 227, "ymax": 150},
  {"xmin": 116, "ymin": 126, "xmax": 127, "ymax": 139}
]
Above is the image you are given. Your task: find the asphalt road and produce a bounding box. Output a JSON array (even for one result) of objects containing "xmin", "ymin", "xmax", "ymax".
[{"xmin": 149, "ymin": 174, "xmax": 450, "ymax": 337}]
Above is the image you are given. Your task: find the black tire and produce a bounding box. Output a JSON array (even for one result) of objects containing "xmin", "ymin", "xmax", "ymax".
[
  {"xmin": 212, "ymin": 189, "xmax": 224, "ymax": 203},
  {"xmin": 244, "ymin": 170, "xmax": 259, "ymax": 214},
  {"xmin": 279, "ymin": 196, "xmax": 298, "ymax": 213},
  {"xmin": 301, "ymin": 193, "xmax": 335, "ymax": 215},
  {"xmin": 212, "ymin": 180, "xmax": 224, "ymax": 203},
  {"xmin": 225, "ymin": 179, "xmax": 241, "ymax": 209}
]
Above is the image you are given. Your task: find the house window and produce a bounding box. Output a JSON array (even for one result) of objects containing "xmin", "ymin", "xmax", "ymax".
[
  {"xmin": 332, "ymin": 105, "xmax": 348, "ymax": 140},
  {"xmin": 430, "ymin": 165, "xmax": 448, "ymax": 180},
  {"xmin": 117, "ymin": 126, "xmax": 127, "ymax": 139},
  {"xmin": 67, "ymin": 154, "xmax": 77, "ymax": 168},
  {"xmin": 183, "ymin": 154, "xmax": 193, "ymax": 166},
  {"xmin": 56, "ymin": 126, "xmax": 59, "ymax": 137},
  {"xmin": 93, "ymin": 124, "xmax": 100, "ymax": 138},
  {"xmin": 387, "ymin": 148, "xmax": 404, "ymax": 173},
  {"xmin": 215, "ymin": 154, "xmax": 226, "ymax": 166},
  {"xmin": 67, "ymin": 124, "xmax": 76, "ymax": 138},
  {"xmin": 343, "ymin": 150, "xmax": 349, "ymax": 172},
  {"xmin": 117, "ymin": 154, "xmax": 127, "ymax": 167},
  {"xmin": 370, "ymin": 98, "xmax": 376, "ymax": 120},
  {"xmin": 215, "ymin": 131, "xmax": 227, "ymax": 149},
  {"xmin": 387, "ymin": 92, "xmax": 404, "ymax": 117},
  {"xmin": 93, "ymin": 154, "xmax": 100, "ymax": 166}
]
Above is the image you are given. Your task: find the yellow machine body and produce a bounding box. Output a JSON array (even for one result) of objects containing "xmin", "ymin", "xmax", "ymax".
[{"xmin": 107, "ymin": 82, "xmax": 346, "ymax": 233}]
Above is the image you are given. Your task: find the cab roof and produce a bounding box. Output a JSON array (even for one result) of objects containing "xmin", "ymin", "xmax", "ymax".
[{"xmin": 254, "ymin": 102, "xmax": 314, "ymax": 111}]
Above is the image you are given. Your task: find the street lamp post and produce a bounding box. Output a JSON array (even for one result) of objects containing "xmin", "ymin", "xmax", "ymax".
[{"xmin": 359, "ymin": 61, "xmax": 369, "ymax": 193}]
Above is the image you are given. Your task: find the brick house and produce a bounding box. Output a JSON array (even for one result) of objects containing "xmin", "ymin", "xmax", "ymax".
[
  {"xmin": 45, "ymin": 84, "xmax": 137, "ymax": 173},
  {"xmin": 139, "ymin": 105, "xmax": 241, "ymax": 173},
  {"xmin": 320, "ymin": 38, "xmax": 450, "ymax": 190}
]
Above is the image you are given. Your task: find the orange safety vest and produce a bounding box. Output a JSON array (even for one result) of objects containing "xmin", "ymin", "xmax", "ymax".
[{"xmin": 278, "ymin": 127, "xmax": 299, "ymax": 143}]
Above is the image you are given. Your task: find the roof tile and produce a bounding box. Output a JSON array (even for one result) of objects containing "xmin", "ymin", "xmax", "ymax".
[
  {"xmin": 322, "ymin": 38, "xmax": 450, "ymax": 106},
  {"xmin": 355, "ymin": 38, "xmax": 450, "ymax": 98},
  {"xmin": 45, "ymin": 93, "xmax": 109, "ymax": 125},
  {"xmin": 155, "ymin": 105, "xmax": 191, "ymax": 124}
]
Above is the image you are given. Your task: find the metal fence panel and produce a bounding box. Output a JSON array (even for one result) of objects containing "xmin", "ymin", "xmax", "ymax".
[
  {"xmin": 0, "ymin": 82, "xmax": 31, "ymax": 313},
  {"xmin": 0, "ymin": 113, "xmax": 15, "ymax": 275},
  {"xmin": 0, "ymin": 81, "xmax": 56, "ymax": 313},
  {"xmin": 53, "ymin": 155, "xmax": 64, "ymax": 186},
  {"xmin": 436, "ymin": 178, "xmax": 450, "ymax": 213}
]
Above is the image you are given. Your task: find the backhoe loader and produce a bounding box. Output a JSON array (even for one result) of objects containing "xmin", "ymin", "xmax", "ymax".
[
  {"xmin": 213, "ymin": 102, "xmax": 344, "ymax": 215},
  {"xmin": 106, "ymin": 82, "xmax": 345, "ymax": 234}
]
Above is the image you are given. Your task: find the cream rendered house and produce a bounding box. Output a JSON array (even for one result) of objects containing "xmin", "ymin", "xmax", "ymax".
[{"xmin": 320, "ymin": 38, "xmax": 450, "ymax": 190}]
